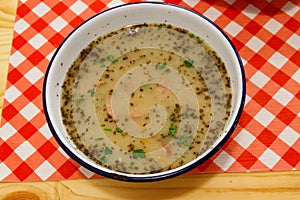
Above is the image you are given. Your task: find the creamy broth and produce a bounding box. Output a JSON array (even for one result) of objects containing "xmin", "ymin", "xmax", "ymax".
[{"xmin": 61, "ymin": 23, "xmax": 232, "ymax": 174}]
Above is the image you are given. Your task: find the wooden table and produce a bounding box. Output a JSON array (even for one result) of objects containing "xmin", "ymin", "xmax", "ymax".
[{"xmin": 0, "ymin": 1, "xmax": 300, "ymax": 199}]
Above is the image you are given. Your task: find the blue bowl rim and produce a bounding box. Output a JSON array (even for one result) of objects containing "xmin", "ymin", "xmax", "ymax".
[{"xmin": 42, "ymin": 1, "xmax": 246, "ymax": 182}]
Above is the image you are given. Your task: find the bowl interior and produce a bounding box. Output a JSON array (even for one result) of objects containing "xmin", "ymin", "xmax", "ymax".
[{"xmin": 44, "ymin": 2, "xmax": 245, "ymax": 181}]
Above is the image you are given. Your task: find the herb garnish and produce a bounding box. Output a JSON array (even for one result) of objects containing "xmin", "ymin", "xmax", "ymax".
[
  {"xmin": 162, "ymin": 124, "xmax": 177, "ymax": 138},
  {"xmin": 159, "ymin": 61, "xmax": 167, "ymax": 70},
  {"xmin": 184, "ymin": 60, "xmax": 194, "ymax": 68},
  {"xmin": 157, "ymin": 23, "xmax": 167, "ymax": 30},
  {"xmin": 104, "ymin": 128, "xmax": 112, "ymax": 131},
  {"xmin": 94, "ymin": 59, "xmax": 106, "ymax": 68},
  {"xmin": 100, "ymin": 156, "xmax": 106, "ymax": 162},
  {"xmin": 197, "ymin": 38, "xmax": 203, "ymax": 44},
  {"xmin": 116, "ymin": 127, "xmax": 123, "ymax": 133},
  {"xmin": 74, "ymin": 98, "xmax": 84, "ymax": 105},
  {"xmin": 132, "ymin": 149, "xmax": 146, "ymax": 159},
  {"xmin": 176, "ymin": 134, "xmax": 192, "ymax": 147},
  {"xmin": 169, "ymin": 113, "xmax": 175, "ymax": 120},
  {"xmin": 90, "ymin": 88, "xmax": 95, "ymax": 97},
  {"xmin": 105, "ymin": 147, "xmax": 113, "ymax": 155},
  {"xmin": 107, "ymin": 55, "xmax": 116, "ymax": 63},
  {"xmin": 169, "ymin": 124, "xmax": 177, "ymax": 136},
  {"xmin": 141, "ymin": 84, "xmax": 149, "ymax": 90},
  {"xmin": 100, "ymin": 147, "xmax": 113, "ymax": 163}
]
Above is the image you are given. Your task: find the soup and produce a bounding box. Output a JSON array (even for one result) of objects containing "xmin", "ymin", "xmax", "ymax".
[{"xmin": 61, "ymin": 23, "xmax": 232, "ymax": 174}]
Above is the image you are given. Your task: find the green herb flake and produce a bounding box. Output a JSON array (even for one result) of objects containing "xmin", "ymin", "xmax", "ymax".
[
  {"xmin": 189, "ymin": 33, "xmax": 195, "ymax": 38},
  {"xmin": 130, "ymin": 162, "xmax": 135, "ymax": 166},
  {"xmin": 176, "ymin": 141, "xmax": 191, "ymax": 147},
  {"xmin": 162, "ymin": 134, "xmax": 172, "ymax": 139},
  {"xmin": 169, "ymin": 124, "xmax": 177, "ymax": 136},
  {"xmin": 169, "ymin": 113, "xmax": 175, "ymax": 120},
  {"xmin": 90, "ymin": 88, "xmax": 95, "ymax": 97},
  {"xmin": 197, "ymin": 38, "xmax": 203, "ymax": 44},
  {"xmin": 184, "ymin": 60, "xmax": 194, "ymax": 68},
  {"xmin": 104, "ymin": 128, "xmax": 112, "ymax": 131},
  {"xmin": 141, "ymin": 84, "xmax": 149, "ymax": 90},
  {"xmin": 132, "ymin": 149, "xmax": 146, "ymax": 159},
  {"xmin": 94, "ymin": 58, "xmax": 106, "ymax": 67},
  {"xmin": 107, "ymin": 55, "xmax": 116, "ymax": 63},
  {"xmin": 176, "ymin": 134, "xmax": 192, "ymax": 147},
  {"xmin": 162, "ymin": 124, "xmax": 178, "ymax": 139},
  {"xmin": 100, "ymin": 156, "xmax": 106, "ymax": 163},
  {"xmin": 159, "ymin": 62, "xmax": 167, "ymax": 70},
  {"xmin": 97, "ymin": 137, "xmax": 104, "ymax": 141},
  {"xmin": 116, "ymin": 127, "xmax": 123, "ymax": 133},
  {"xmin": 157, "ymin": 23, "xmax": 167, "ymax": 30},
  {"xmin": 105, "ymin": 147, "xmax": 113, "ymax": 155},
  {"xmin": 180, "ymin": 134, "xmax": 192, "ymax": 139},
  {"xmin": 74, "ymin": 98, "xmax": 84, "ymax": 105}
]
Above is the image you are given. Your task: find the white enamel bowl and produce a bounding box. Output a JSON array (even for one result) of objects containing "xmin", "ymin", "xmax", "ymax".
[{"xmin": 43, "ymin": 2, "xmax": 246, "ymax": 182}]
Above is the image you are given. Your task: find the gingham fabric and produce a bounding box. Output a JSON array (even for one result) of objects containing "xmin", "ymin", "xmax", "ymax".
[{"xmin": 0, "ymin": 0, "xmax": 299, "ymax": 182}]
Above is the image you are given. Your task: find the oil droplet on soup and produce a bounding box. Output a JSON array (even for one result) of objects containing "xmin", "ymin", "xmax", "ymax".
[{"xmin": 61, "ymin": 23, "xmax": 232, "ymax": 174}]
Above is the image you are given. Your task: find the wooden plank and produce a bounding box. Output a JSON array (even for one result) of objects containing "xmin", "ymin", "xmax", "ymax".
[
  {"xmin": 0, "ymin": 172, "xmax": 300, "ymax": 200},
  {"xmin": 0, "ymin": 0, "xmax": 17, "ymax": 118}
]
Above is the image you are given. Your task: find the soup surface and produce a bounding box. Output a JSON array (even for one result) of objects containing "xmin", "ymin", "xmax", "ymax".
[{"xmin": 61, "ymin": 23, "xmax": 232, "ymax": 174}]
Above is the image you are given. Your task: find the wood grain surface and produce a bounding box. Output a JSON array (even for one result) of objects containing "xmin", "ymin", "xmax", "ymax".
[
  {"xmin": 0, "ymin": 1, "xmax": 300, "ymax": 199},
  {"xmin": 0, "ymin": 0, "xmax": 16, "ymax": 118}
]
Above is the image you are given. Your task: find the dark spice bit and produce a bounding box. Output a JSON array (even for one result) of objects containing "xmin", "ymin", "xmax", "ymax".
[{"xmin": 128, "ymin": 144, "xmax": 135, "ymax": 152}]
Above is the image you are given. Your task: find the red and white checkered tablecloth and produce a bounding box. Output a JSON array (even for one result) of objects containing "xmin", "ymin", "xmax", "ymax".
[{"xmin": 0, "ymin": 0, "xmax": 299, "ymax": 182}]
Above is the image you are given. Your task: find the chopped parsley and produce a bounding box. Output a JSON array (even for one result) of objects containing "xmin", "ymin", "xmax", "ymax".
[
  {"xmin": 100, "ymin": 156, "xmax": 106, "ymax": 163},
  {"xmin": 116, "ymin": 127, "xmax": 123, "ymax": 133},
  {"xmin": 132, "ymin": 149, "xmax": 146, "ymax": 159},
  {"xmin": 176, "ymin": 134, "xmax": 192, "ymax": 147},
  {"xmin": 74, "ymin": 98, "xmax": 84, "ymax": 105},
  {"xmin": 157, "ymin": 23, "xmax": 167, "ymax": 30},
  {"xmin": 184, "ymin": 60, "xmax": 194, "ymax": 68},
  {"xmin": 197, "ymin": 38, "xmax": 203, "ymax": 44},
  {"xmin": 104, "ymin": 128, "xmax": 112, "ymax": 131},
  {"xmin": 100, "ymin": 147, "xmax": 113, "ymax": 163},
  {"xmin": 141, "ymin": 84, "xmax": 150, "ymax": 90},
  {"xmin": 162, "ymin": 124, "xmax": 177, "ymax": 138},
  {"xmin": 169, "ymin": 113, "xmax": 175, "ymax": 120},
  {"xmin": 93, "ymin": 58, "xmax": 106, "ymax": 67},
  {"xmin": 104, "ymin": 147, "xmax": 113, "ymax": 155},
  {"xmin": 169, "ymin": 124, "xmax": 177, "ymax": 136},
  {"xmin": 159, "ymin": 61, "xmax": 167, "ymax": 70},
  {"xmin": 106, "ymin": 55, "xmax": 116, "ymax": 63},
  {"xmin": 162, "ymin": 134, "xmax": 172, "ymax": 139},
  {"xmin": 90, "ymin": 88, "xmax": 95, "ymax": 97}
]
